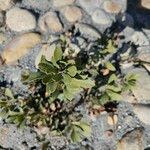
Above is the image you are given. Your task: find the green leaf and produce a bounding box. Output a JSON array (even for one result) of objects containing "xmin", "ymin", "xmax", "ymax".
[
  {"xmin": 42, "ymin": 74, "xmax": 54, "ymax": 84},
  {"xmin": 67, "ymin": 66, "xmax": 77, "ymax": 77},
  {"xmin": 106, "ymin": 90, "xmax": 122, "ymax": 100},
  {"xmin": 38, "ymin": 63, "xmax": 57, "ymax": 74},
  {"xmin": 5, "ymin": 88, "xmax": 14, "ymax": 99},
  {"xmin": 71, "ymin": 127, "xmax": 81, "ymax": 143},
  {"xmin": 23, "ymin": 72, "xmax": 45, "ymax": 83},
  {"xmin": 107, "ymin": 85, "xmax": 121, "ymax": 92},
  {"xmin": 46, "ymin": 82, "xmax": 58, "ymax": 94},
  {"xmin": 108, "ymin": 74, "xmax": 118, "ymax": 84},
  {"xmin": 78, "ymin": 122, "xmax": 91, "ymax": 137},
  {"xmin": 105, "ymin": 62, "xmax": 116, "ymax": 71},
  {"xmin": 53, "ymin": 47, "xmax": 63, "ymax": 62}
]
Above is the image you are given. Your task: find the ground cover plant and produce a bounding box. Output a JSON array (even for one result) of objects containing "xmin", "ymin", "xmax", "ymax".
[{"xmin": 0, "ymin": 31, "xmax": 137, "ymax": 143}]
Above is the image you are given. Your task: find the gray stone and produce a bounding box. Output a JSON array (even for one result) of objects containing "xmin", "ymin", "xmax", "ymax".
[
  {"xmin": 75, "ymin": 23, "xmax": 101, "ymax": 40},
  {"xmin": 78, "ymin": 0, "xmax": 102, "ymax": 15},
  {"xmin": 92, "ymin": 9, "xmax": 112, "ymax": 25},
  {"xmin": 117, "ymin": 129, "xmax": 144, "ymax": 150},
  {"xmin": 0, "ymin": 12, "xmax": 4, "ymax": 27},
  {"xmin": 6, "ymin": 7, "xmax": 36, "ymax": 32},
  {"xmin": 22, "ymin": 0, "xmax": 51, "ymax": 12},
  {"xmin": 133, "ymin": 104, "xmax": 150, "ymax": 125},
  {"xmin": 131, "ymin": 31, "xmax": 149, "ymax": 46},
  {"xmin": 38, "ymin": 11, "xmax": 63, "ymax": 33}
]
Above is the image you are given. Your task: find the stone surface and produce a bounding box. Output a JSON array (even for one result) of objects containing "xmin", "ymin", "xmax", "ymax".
[
  {"xmin": 92, "ymin": 9, "xmax": 112, "ymax": 25},
  {"xmin": 103, "ymin": 1, "xmax": 122, "ymax": 14},
  {"xmin": 38, "ymin": 11, "xmax": 63, "ymax": 33},
  {"xmin": 141, "ymin": 0, "xmax": 150, "ymax": 9},
  {"xmin": 53, "ymin": 0, "xmax": 75, "ymax": 7},
  {"xmin": 0, "ymin": 33, "xmax": 6, "ymax": 44},
  {"xmin": 22, "ymin": 0, "xmax": 51, "ymax": 12},
  {"xmin": 131, "ymin": 31, "xmax": 149, "ymax": 46},
  {"xmin": 2, "ymin": 33, "xmax": 41, "ymax": 64},
  {"xmin": 0, "ymin": 12, "xmax": 4, "ymax": 26},
  {"xmin": 6, "ymin": 7, "xmax": 36, "ymax": 32},
  {"xmin": 0, "ymin": 0, "xmax": 13, "ymax": 11},
  {"xmin": 63, "ymin": 6, "xmax": 82, "ymax": 23},
  {"xmin": 75, "ymin": 23, "xmax": 101, "ymax": 40},
  {"xmin": 133, "ymin": 104, "xmax": 150, "ymax": 125},
  {"xmin": 117, "ymin": 129, "xmax": 144, "ymax": 150}
]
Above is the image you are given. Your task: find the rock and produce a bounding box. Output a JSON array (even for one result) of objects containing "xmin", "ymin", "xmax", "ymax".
[
  {"xmin": 0, "ymin": 0, "xmax": 13, "ymax": 11},
  {"xmin": 141, "ymin": 0, "xmax": 150, "ymax": 9},
  {"xmin": 117, "ymin": 129, "xmax": 144, "ymax": 150},
  {"xmin": 137, "ymin": 46, "xmax": 150, "ymax": 63},
  {"xmin": 107, "ymin": 115, "xmax": 118, "ymax": 125},
  {"xmin": 6, "ymin": 7, "xmax": 36, "ymax": 32},
  {"xmin": 2, "ymin": 33, "xmax": 41, "ymax": 64},
  {"xmin": 38, "ymin": 11, "xmax": 63, "ymax": 33},
  {"xmin": 75, "ymin": 23, "xmax": 101, "ymax": 40},
  {"xmin": 22, "ymin": 0, "xmax": 51, "ymax": 12},
  {"xmin": 0, "ymin": 33, "xmax": 6, "ymax": 44},
  {"xmin": 35, "ymin": 44, "xmax": 56, "ymax": 68},
  {"xmin": 143, "ymin": 63, "xmax": 150, "ymax": 72},
  {"xmin": 128, "ymin": 68, "xmax": 150, "ymax": 104},
  {"xmin": 103, "ymin": 1, "xmax": 122, "ymax": 14},
  {"xmin": 0, "ymin": 12, "xmax": 4, "ymax": 27},
  {"xmin": 131, "ymin": 31, "xmax": 149, "ymax": 46},
  {"xmin": 53, "ymin": 0, "xmax": 75, "ymax": 7},
  {"xmin": 63, "ymin": 6, "xmax": 82, "ymax": 23},
  {"xmin": 133, "ymin": 104, "xmax": 150, "ymax": 125},
  {"xmin": 92, "ymin": 9, "xmax": 112, "ymax": 25},
  {"xmin": 78, "ymin": 0, "xmax": 101, "ymax": 15}
]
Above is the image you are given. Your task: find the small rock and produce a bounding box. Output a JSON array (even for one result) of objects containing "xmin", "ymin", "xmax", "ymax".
[
  {"xmin": 53, "ymin": 0, "xmax": 75, "ymax": 7},
  {"xmin": 141, "ymin": 0, "xmax": 150, "ymax": 9},
  {"xmin": 63, "ymin": 6, "xmax": 82, "ymax": 23},
  {"xmin": 0, "ymin": 0, "xmax": 13, "ymax": 11},
  {"xmin": 117, "ymin": 129, "xmax": 144, "ymax": 150},
  {"xmin": 143, "ymin": 63, "xmax": 150, "ymax": 72},
  {"xmin": 92, "ymin": 9, "xmax": 112, "ymax": 25},
  {"xmin": 38, "ymin": 11, "xmax": 63, "ymax": 33},
  {"xmin": 6, "ymin": 7, "xmax": 36, "ymax": 32},
  {"xmin": 103, "ymin": 1, "xmax": 122, "ymax": 14},
  {"xmin": 22, "ymin": 0, "xmax": 51, "ymax": 12},
  {"xmin": 75, "ymin": 23, "xmax": 101, "ymax": 40},
  {"xmin": 2, "ymin": 33, "xmax": 41, "ymax": 64},
  {"xmin": 133, "ymin": 104, "xmax": 150, "ymax": 125},
  {"xmin": 107, "ymin": 115, "xmax": 118, "ymax": 125},
  {"xmin": 131, "ymin": 31, "xmax": 149, "ymax": 46}
]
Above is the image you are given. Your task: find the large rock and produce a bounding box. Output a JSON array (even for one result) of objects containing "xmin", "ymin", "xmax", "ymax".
[
  {"xmin": 2, "ymin": 33, "xmax": 41, "ymax": 64},
  {"xmin": 117, "ymin": 129, "xmax": 144, "ymax": 150},
  {"xmin": 141, "ymin": 0, "xmax": 150, "ymax": 9},
  {"xmin": 38, "ymin": 11, "xmax": 63, "ymax": 33},
  {"xmin": 6, "ymin": 7, "xmax": 36, "ymax": 32},
  {"xmin": 53, "ymin": 0, "xmax": 75, "ymax": 7},
  {"xmin": 133, "ymin": 104, "xmax": 150, "ymax": 125},
  {"xmin": 63, "ymin": 6, "xmax": 83, "ymax": 23},
  {"xmin": 0, "ymin": 0, "xmax": 13, "ymax": 11}
]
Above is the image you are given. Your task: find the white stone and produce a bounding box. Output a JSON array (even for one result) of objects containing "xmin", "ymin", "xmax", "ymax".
[
  {"xmin": 141, "ymin": 0, "xmax": 150, "ymax": 9},
  {"xmin": 38, "ymin": 11, "xmax": 63, "ymax": 33},
  {"xmin": 53, "ymin": 0, "xmax": 75, "ymax": 7},
  {"xmin": 63, "ymin": 6, "xmax": 82, "ymax": 22},
  {"xmin": 0, "ymin": 0, "xmax": 13, "ymax": 11},
  {"xmin": 92, "ymin": 9, "xmax": 112, "ymax": 25},
  {"xmin": 6, "ymin": 7, "xmax": 36, "ymax": 32},
  {"xmin": 2, "ymin": 33, "xmax": 41, "ymax": 64}
]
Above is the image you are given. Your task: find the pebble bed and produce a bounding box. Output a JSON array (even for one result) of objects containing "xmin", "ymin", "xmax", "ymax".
[{"xmin": 0, "ymin": 0, "xmax": 150, "ymax": 149}]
